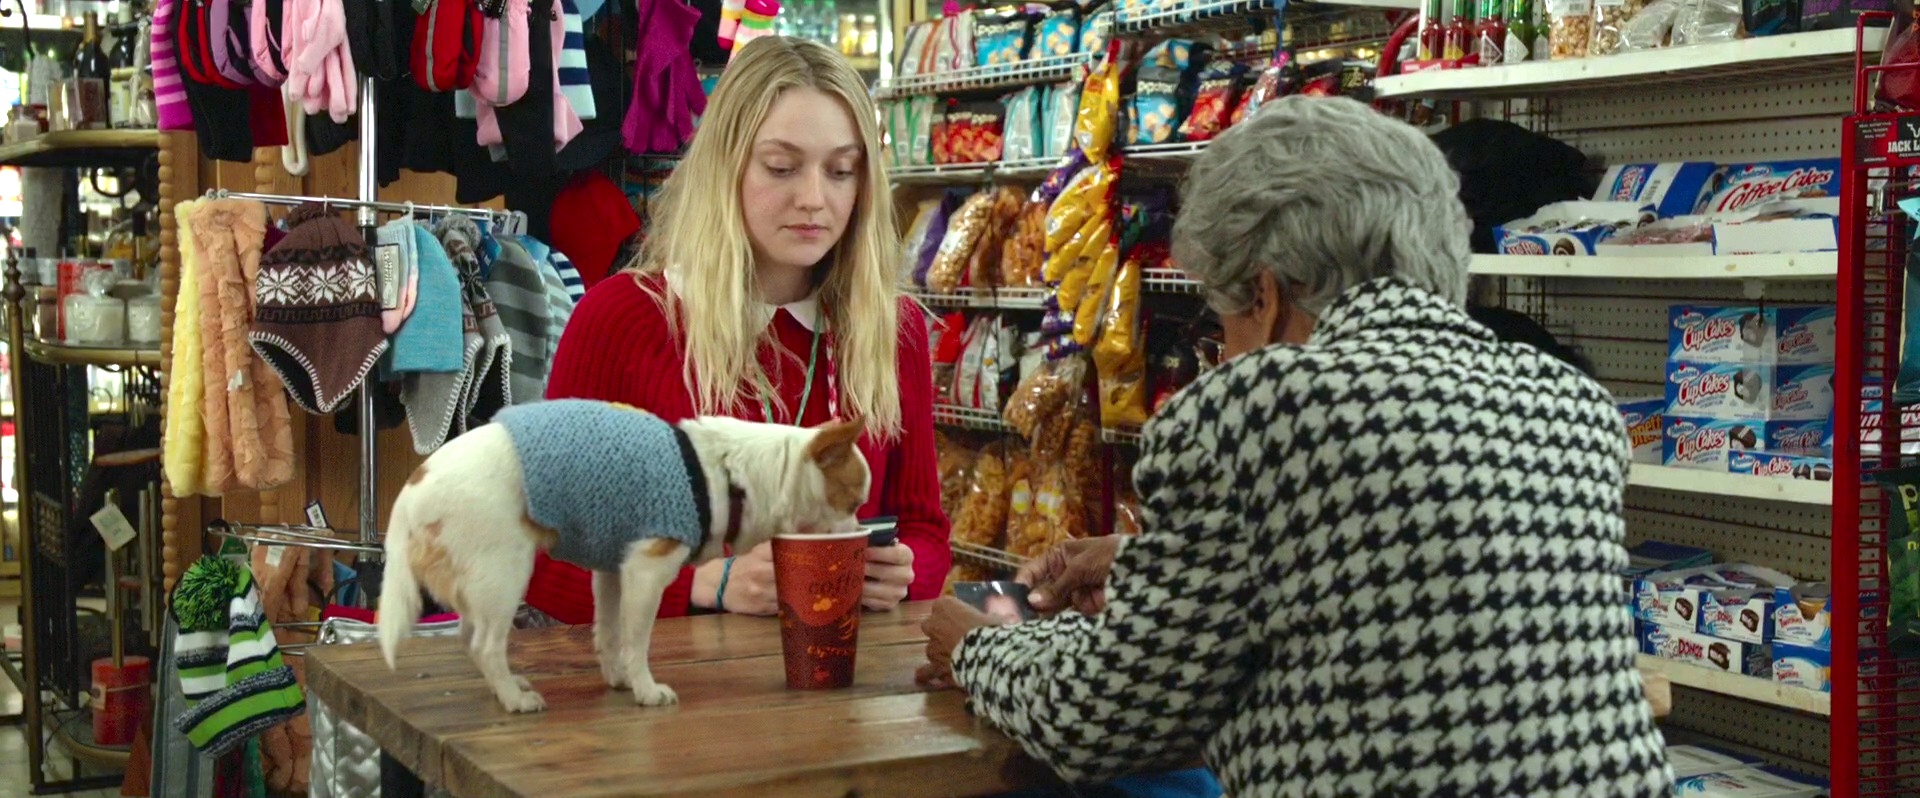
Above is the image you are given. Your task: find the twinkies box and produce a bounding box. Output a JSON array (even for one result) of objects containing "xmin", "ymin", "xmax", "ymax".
[
  {"xmin": 1688, "ymin": 159, "xmax": 1842, "ymax": 216},
  {"xmin": 1772, "ymin": 583, "xmax": 1833, "ymax": 650},
  {"xmin": 1593, "ymin": 162, "xmax": 1717, "ymax": 218},
  {"xmin": 1672, "ymin": 767, "xmax": 1827, "ymax": 797},
  {"xmin": 1665, "ymin": 362, "xmax": 1833, "ymax": 421},
  {"xmin": 1638, "ymin": 621, "xmax": 1771, "ymax": 676},
  {"xmin": 1667, "ymin": 305, "xmax": 1837, "ymax": 365},
  {"xmin": 1772, "ymin": 642, "xmax": 1832, "ymax": 692},
  {"xmin": 1618, "ymin": 397, "xmax": 1664, "ymax": 464}
]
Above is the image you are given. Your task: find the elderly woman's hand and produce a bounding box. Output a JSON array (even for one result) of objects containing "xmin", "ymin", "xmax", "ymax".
[
  {"xmin": 1016, "ymin": 536, "xmax": 1122, "ymax": 616},
  {"xmin": 915, "ymin": 596, "xmax": 999, "ymax": 691}
]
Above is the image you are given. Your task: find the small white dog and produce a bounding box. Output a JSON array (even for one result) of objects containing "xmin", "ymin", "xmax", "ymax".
[{"xmin": 377, "ymin": 399, "xmax": 869, "ymax": 712}]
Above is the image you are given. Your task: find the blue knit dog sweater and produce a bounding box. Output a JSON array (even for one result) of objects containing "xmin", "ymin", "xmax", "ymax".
[{"xmin": 491, "ymin": 399, "xmax": 708, "ymax": 571}]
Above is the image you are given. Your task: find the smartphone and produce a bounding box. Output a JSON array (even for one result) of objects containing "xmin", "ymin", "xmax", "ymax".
[
  {"xmin": 861, "ymin": 516, "xmax": 898, "ymax": 547},
  {"xmin": 954, "ymin": 581, "xmax": 1036, "ymax": 623}
]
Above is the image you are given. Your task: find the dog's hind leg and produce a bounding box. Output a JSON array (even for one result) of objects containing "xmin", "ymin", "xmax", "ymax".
[
  {"xmin": 468, "ymin": 557, "xmax": 544, "ymax": 713},
  {"xmin": 620, "ymin": 542, "xmax": 690, "ymax": 707},
  {"xmin": 591, "ymin": 570, "xmax": 627, "ymax": 690}
]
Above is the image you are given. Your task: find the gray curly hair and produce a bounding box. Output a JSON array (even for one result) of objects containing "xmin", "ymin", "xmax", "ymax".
[{"xmin": 1170, "ymin": 96, "xmax": 1473, "ymax": 317}]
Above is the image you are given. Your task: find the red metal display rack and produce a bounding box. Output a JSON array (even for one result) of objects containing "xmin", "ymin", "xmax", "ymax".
[{"xmin": 1833, "ymin": 16, "xmax": 1920, "ymax": 794}]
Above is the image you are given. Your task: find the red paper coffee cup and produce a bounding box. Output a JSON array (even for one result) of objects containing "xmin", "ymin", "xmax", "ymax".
[{"xmin": 772, "ymin": 530, "xmax": 868, "ymax": 690}]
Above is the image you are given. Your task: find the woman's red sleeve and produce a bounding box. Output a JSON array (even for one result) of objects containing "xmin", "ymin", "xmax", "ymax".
[
  {"xmin": 885, "ymin": 299, "xmax": 953, "ymax": 600},
  {"xmin": 523, "ymin": 277, "xmax": 700, "ymax": 623}
]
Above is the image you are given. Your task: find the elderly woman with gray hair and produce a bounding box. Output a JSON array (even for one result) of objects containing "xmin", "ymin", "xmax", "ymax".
[{"xmin": 916, "ymin": 96, "xmax": 1674, "ymax": 797}]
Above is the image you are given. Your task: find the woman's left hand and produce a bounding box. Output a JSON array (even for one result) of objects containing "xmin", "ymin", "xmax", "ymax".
[
  {"xmin": 862, "ymin": 543, "xmax": 915, "ymax": 611},
  {"xmin": 915, "ymin": 596, "xmax": 997, "ymax": 691}
]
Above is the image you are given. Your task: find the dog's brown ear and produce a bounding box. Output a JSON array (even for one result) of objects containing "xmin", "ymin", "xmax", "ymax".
[{"xmin": 805, "ymin": 418, "xmax": 863, "ymax": 466}]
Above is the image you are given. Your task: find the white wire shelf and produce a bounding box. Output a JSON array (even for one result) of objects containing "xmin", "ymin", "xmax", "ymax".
[
  {"xmin": 1143, "ymin": 268, "xmax": 1201, "ymax": 293},
  {"xmin": 1627, "ymin": 464, "xmax": 1832, "ymax": 506},
  {"xmin": 1374, "ymin": 28, "xmax": 1887, "ymax": 100},
  {"xmin": 1116, "ymin": 0, "xmax": 1417, "ymax": 37},
  {"xmin": 1637, "ymin": 654, "xmax": 1831, "ymax": 716},
  {"xmin": 932, "ymin": 404, "xmax": 1014, "ymax": 432},
  {"xmin": 1102, "ymin": 427, "xmax": 1144, "ymax": 446},
  {"xmin": 953, "ymin": 541, "xmax": 1028, "ymax": 571},
  {"xmin": 911, "ymin": 287, "xmax": 1051, "ymax": 309},
  {"xmin": 877, "ymin": 53, "xmax": 1095, "ymax": 99},
  {"xmin": 891, "ymin": 157, "xmax": 1063, "ymax": 185},
  {"xmin": 1471, "ymin": 253, "xmax": 1839, "ymax": 280}
]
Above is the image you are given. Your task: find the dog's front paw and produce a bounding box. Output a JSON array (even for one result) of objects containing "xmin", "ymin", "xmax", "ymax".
[
  {"xmin": 600, "ymin": 657, "xmax": 630, "ymax": 690},
  {"xmin": 632, "ymin": 682, "xmax": 678, "ymax": 707}
]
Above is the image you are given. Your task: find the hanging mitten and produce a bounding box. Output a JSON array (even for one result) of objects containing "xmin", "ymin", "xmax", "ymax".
[
  {"xmin": 728, "ymin": 0, "xmax": 778, "ymax": 58},
  {"xmin": 714, "ymin": 0, "xmax": 743, "ymax": 50}
]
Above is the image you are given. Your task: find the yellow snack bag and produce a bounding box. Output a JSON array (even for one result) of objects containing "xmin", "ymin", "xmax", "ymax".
[
  {"xmin": 1072, "ymin": 243, "xmax": 1120, "ymax": 346},
  {"xmin": 1045, "ymin": 215, "xmax": 1108, "ymax": 284},
  {"xmin": 1044, "ymin": 164, "xmax": 1114, "ymax": 253},
  {"xmin": 1095, "ymin": 247, "xmax": 1149, "ymax": 428},
  {"xmin": 1074, "ymin": 53, "xmax": 1120, "ymax": 162}
]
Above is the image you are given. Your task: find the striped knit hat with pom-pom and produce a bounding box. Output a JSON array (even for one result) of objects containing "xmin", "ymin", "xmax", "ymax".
[{"xmin": 249, "ymin": 203, "xmax": 389, "ymax": 415}]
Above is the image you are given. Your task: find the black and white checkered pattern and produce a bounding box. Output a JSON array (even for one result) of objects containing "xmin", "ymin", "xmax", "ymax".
[{"xmin": 951, "ymin": 278, "xmax": 1674, "ymax": 798}]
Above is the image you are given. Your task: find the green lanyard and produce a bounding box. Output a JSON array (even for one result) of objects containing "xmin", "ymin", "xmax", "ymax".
[{"xmin": 758, "ymin": 321, "xmax": 823, "ymax": 425}]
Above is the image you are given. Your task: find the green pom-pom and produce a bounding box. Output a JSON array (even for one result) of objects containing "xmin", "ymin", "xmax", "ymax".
[{"xmin": 173, "ymin": 555, "xmax": 239, "ymax": 632}]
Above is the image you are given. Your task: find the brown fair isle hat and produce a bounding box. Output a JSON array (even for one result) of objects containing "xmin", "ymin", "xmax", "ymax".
[{"xmin": 249, "ymin": 202, "xmax": 390, "ymax": 415}]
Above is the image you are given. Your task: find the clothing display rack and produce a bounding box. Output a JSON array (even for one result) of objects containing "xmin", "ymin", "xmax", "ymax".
[{"xmin": 199, "ymin": 77, "xmax": 519, "ymax": 603}]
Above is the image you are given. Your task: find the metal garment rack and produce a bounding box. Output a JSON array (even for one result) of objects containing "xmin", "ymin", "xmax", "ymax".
[{"xmin": 198, "ymin": 78, "xmax": 518, "ymax": 600}]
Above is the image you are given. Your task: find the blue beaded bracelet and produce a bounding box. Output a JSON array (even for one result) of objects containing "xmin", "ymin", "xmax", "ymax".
[{"xmin": 716, "ymin": 556, "xmax": 735, "ymax": 612}]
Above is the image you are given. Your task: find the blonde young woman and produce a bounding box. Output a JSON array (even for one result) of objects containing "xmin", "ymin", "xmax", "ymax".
[{"xmin": 523, "ymin": 37, "xmax": 951, "ymax": 624}]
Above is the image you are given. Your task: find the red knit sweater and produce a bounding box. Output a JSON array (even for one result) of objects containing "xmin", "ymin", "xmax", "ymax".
[{"xmin": 523, "ymin": 274, "xmax": 953, "ymax": 624}]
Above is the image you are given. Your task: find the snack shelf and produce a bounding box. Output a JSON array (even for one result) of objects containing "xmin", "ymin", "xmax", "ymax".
[
  {"xmin": 1470, "ymin": 253, "xmax": 1840, "ymax": 280},
  {"xmin": 1373, "ymin": 28, "xmax": 1886, "ymax": 100},
  {"xmin": 892, "ymin": 157, "xmax": 1062, "ymax": 184},
  {"xmin": 1636, "ymin": 654, "xmax": 1832, "ymax": 716},
  {"xmin": 911, "ymin": 287, "xmax": 1051, "ymax": 309},
  {"xmin": 1627, "ymin": 464, "xmax": 1831, "ymax": 506},
  {"xmin": 953, "ymin": 541, "xmax": 1028, "ymax": 571},
  {"xmin": 932, "ymin": 404, "xmax": 1014, "ymax": 432},
  {"xmin": 1143, "ymin": 267, "xmax": 1201, "ymax": 293},
  {"xmin": 1116, "ymin": 0, "xmax": 1418, "ymax": 38},
  {"xmin": 876, "ymin": 53, "xmax": 1096, "ymax": 99}
]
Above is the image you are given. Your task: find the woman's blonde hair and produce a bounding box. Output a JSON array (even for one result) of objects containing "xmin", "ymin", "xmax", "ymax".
[{"xmin": 631, "ymin": 36, "xmax": 903, "ymax": 439}]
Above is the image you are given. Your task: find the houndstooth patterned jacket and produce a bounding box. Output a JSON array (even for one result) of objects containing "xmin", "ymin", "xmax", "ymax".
[{"xmin": 951, "ymin": 278, "xmax": 1675, "ymax": 798}]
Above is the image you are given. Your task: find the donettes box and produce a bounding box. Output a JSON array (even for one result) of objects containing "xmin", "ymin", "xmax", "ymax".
[
  {"xmin": 1618, "ymin": 398, "xmax": 1664, "ymax": 464},
  {"xmin": 1667, "ymin": 305, "xmax": 1837, "ymax": 365},
  {"xmin": 1637, "ymin": 621, "xmax": 1770, "ymax": 676}
]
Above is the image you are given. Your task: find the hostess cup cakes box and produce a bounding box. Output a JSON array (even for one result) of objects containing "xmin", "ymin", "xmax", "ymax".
[
  {"xmin": 1664, "ymin": 417, "xmax": 1765, "ymax": 470},
  {"xmin": 1665, "ymin": 363, "xmax": 1833, "ymax": 421},
  {"xmin": 1667, "ymin": 305, "xmax": 1837, "ymax": 365},
  {"xmin": 1672, "ymin": 767, "xmax": 1827, "ymax": 798},
  {"xmin": 1728, "ymin": 451, "xmax": 1834, "ymax": 483},
  {"xmin": 1667, "ymin": 745, "xmax": 1761, "ymax": 778},
  {"xmin": 1618, "ymin": 397, "xmax": 1664, "ymax": 464}
]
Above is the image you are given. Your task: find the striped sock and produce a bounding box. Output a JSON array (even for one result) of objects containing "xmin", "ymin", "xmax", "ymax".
[
  {"xmin": 730, "ymin": 0, "xmax": 779, "ymax": 58},
  {"xmin": 716, "ymin": 0, "xmax": 746, "ymax": 50}
]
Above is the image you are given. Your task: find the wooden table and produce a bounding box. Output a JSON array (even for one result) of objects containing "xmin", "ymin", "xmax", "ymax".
[{"xmin": 305, "ymin": 602, "xmax": 1060, "ymax": 798}]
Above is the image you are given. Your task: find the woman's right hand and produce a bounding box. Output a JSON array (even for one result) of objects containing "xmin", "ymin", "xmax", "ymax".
[
  {"xmin": 696, "ymin": 542, "xmax": 779, "ymax": 616},
  {"xmin": 1015, "ymin": 536, "xmax": 1122, "ymax": 616}
]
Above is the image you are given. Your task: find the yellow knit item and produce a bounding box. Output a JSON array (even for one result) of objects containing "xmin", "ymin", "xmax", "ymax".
[{"xmin": 163, "ymin": 199, "xmax": 208, "ymax": 497}]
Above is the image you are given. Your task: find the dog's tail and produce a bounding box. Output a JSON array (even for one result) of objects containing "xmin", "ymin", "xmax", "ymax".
[{"xmin": 377, "ymin": 491, "xmax": 423, "ymax": 671}]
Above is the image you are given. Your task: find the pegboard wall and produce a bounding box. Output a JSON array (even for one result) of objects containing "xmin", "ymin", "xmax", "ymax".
[
  {"xmin": 1534, "ymin": 77, "xmax": 1855, "ymax": 167},
  {"xmin": 1660, "ymin": 699, "xmax": 1830, "ymax": 777}
]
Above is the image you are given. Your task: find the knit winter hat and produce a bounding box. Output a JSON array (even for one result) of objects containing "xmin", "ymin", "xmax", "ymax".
[
  {"xmin": 486, "ymin": 239, "xmax": 555, "ymax": 405},
  {"xmin": 171, "ymin": 557, "xmax": 307, "ymax": 757},
  {"xmin": 374, "ymin": 216, "xmax": 421, "ymax": 334},
  {"xmin": 400, "ymin": 224, "xmax": 482, "ymax": 453},
  {"xmin": 251, "ymin": 203, "xmax": 390, "ymax": 415},
  {"xmin": 438, "ymin": 216, "xmax": 513, "ymax": 424},
  {"xmin": 548, "ymin": 170, "xmax": 638, "ymax": 288}
]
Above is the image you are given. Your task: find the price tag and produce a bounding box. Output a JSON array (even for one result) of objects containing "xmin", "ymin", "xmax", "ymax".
[
  {"xmin": 306, "ymin": 500, "xmax": 329, "ymax": 529},
  {"xmin": 265, "ymin": 544, "xmax": 286, "ymax": 567},
  {"xmin": 376, "ymin": 242, "xmax": 402, "ymax": 310},
  {"xmin": 90, "ymin": 504, "xmax": 136, "ymax": 551}
]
